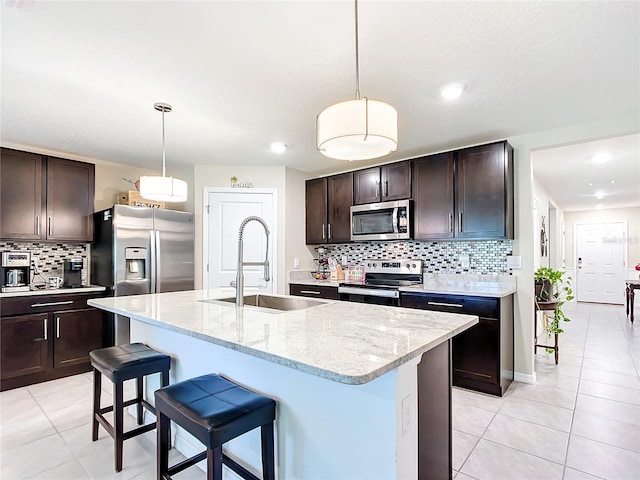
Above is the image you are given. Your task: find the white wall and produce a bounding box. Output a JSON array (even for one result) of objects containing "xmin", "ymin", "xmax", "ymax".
[{"xmin": 532, "ymin": 179, "xmax": 565, "ymax": 271}]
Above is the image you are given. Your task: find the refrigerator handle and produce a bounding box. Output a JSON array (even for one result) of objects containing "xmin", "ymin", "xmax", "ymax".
[
  {"xmin": 155, "ymin": 230, "xmax": 161, "ymax": 293},
  {"xmin": 150, "ymin": 230, "xmax": 157, "ymax": 294}
]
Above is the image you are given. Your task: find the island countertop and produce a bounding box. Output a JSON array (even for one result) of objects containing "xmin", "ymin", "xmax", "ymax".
[{"xmin": 89, "ymin": 289, "xmax": 477, "ymax": 385}]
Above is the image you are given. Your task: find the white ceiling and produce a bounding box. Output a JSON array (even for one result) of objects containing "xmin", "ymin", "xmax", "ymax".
[{"xmin": 1, "ymin": 1, "xmax": 639, "ymax": 210}]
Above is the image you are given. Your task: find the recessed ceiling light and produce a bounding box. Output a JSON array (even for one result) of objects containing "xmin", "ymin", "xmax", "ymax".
[
  {"xmin": 595, "ymin": 191, "xmax": 605, "ymax": 199},
  {"xmin": 592, "ymin": 152, "xmax": 611, "ymax": 164},
  {"xmin": 270, "ymin": 142, "xmax": 287, "ymax": 154},
  {"xmin": 611, "ymin": 180, "xmax": 615, "ymax": 184},
  {"xmin": 440, "ymin": 83, "xmax": 466, "ymax": 100}
]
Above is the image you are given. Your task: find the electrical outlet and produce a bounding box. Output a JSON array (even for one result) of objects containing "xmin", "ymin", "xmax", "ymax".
[
  {"xmin": 402, "ymin": 394, "xmax": 413, "ymax": 436},
  {"xmin": 459, "ymin": 254, "xmax": 470, "ymax": 269},
  {"xmin": 294, "ymin": 258, "xmax": 300, "ymax": 269}
]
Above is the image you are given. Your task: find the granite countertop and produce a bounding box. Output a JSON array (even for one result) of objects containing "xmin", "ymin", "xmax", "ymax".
[
  {"xmin": 89, "ymin": 289, "xmax": 477, "ymax": 386},
  {"xmin": 401, "ymin": 274, "xmax": 517, "ymax": 298},
  {"xmin": 0, "ymin": 285, "xmax": 107, "ymax": 298}
]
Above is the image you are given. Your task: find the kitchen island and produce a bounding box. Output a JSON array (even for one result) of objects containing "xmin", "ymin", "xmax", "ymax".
[{"xmin": 89, "ymin": 289, "xmax": 478, "ymax": 479}]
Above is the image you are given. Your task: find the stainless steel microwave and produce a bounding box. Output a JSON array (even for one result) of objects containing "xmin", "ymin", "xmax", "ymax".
[{"xmin": 350, "ymin": 200, "xmax": 411, "ymax": 241}]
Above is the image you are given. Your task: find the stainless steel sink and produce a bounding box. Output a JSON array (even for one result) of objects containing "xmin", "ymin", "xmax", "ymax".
[{"xmin": 203, "ymin": 294, "xmax": 328, "ymax": 312}]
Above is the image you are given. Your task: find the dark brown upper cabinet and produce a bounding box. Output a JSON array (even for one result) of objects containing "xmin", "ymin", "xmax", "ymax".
[
  {"xmin": 305, "ymin": 172, "xmax": 353, "ymax": 245},
  {"xmin": 353, "ymin": 161, "xmax": 411, "ymax": 205},
  {"xmin": 414, "ymin": 141, "xmax": 514, "ymax": 241},
  {"xmin": 0, "ymin": 148, "xmax": 95, "ymax": 242}
]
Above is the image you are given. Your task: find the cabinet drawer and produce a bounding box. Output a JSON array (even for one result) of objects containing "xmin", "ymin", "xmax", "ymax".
[
  {"xmin": 400, "ymin": 292, "xmax": 499, "ymax": 318},
  {"xmin": 289, "ymin": 283, "xmax": 339, "ymax": 300},
  {"xmin": 1, "ymin": 293, "xmax": 105, "ymax": 317}
]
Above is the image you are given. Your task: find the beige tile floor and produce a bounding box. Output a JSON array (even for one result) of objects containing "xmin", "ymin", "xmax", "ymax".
[{"xmin": 1, "ymin": 302, "xmax": 639, "ymax": 479}]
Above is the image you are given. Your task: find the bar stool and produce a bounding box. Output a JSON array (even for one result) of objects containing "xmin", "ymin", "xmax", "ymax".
[
  {"xmin": 155, "ymin": 373, "xmax": 276, "ymax": 480},
  {"xmin": 90, "ymin": 343, "xmax": 171, "ymax": 472}
]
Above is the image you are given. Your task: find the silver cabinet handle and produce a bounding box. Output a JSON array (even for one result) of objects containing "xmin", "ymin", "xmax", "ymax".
[
  {"xmin": 327, "ymin": 223, "xmax": 332, "ymax": 240},
  {"xmin": 384, "ymin": 180, "xmax": 389, "ymax": 197},
  {"xmin": 48, "ymin": 217, "xmax": 52, "ymax": 236},
  {"xmin": 322, "ymin": 224, "xmax": 326, "ymax": 240},
  {"xmin": 459, "ymin": 212, "xmax": 463, "ymax": 232},
  {"xmin": 35, "ymin": 216, "xmax": 40, "ymax": 236},
  {"xmin": 376, "ymin": 181, "xmax": 381, "ymax": 199},
  {"xmin": 31, "ymin": 300, "xmax": 73, "ymax": 307},
  {"xmin": 449, "ymin": 213, "xmax": 453, "ymax": 233},
  {"xmin": 300, "ymin": 290, "xmax": 321, "ymax": 295},
  {"xmin": 428, "ymin": 301, "xmax": 464, "ymax": 308},
  {"xmin": 56, "ymin": 317, "xmax": 60, "ymax": 339},
  {"xmin": 43, "ymin": 319, "xmax": 48, "ymax": 340}
]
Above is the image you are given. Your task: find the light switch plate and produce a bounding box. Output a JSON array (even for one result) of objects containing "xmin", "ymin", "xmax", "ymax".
[{"xmin": 507, "ymin": 255, "xmax": 522, "ymax": 269}]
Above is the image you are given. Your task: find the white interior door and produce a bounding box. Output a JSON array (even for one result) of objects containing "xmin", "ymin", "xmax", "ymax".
[
  {"xmin": 575, "ymin": 222, "xmax": 626, "ymax": 304},
  {"xmin": 204, "ymin": 188, "xmax": 277, "ymax": 294}
]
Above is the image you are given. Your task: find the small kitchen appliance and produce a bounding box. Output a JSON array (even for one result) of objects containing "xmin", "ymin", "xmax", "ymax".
[
  {"xmin": 338, "ymin": 259, "xmax": 422, "ymax": 306},
  {"xmin": 63, "ymin": 258, "xmax": 84, "ymax": 287},
  {"xmin": 313, "ymin": 246, "xmax": 330, "ymax": 279},
  {"xmin": 350, "ymin": 199, "xmax": 411, "ymax": 241},
  {"xmin": 1, "ymin": 251, "xmax": 31, "ymax": 292}
]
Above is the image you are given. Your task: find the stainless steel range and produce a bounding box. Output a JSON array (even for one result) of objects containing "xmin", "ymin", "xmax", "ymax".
[{"xmin": 338, "ymin": 259, "xmax": 423, "ymax": 306}]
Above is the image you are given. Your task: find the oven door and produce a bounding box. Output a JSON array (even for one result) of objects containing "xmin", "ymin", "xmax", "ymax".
[{"xmin": 338, "ymin": 285, "xmax": 400, "ymax": 306}]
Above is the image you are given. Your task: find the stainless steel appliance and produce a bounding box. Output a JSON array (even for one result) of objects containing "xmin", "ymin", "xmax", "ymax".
[
  {"xmin": 91, "ymin": 205, "xmax": 195, "ymax": 344},
  {"xmin": 338, "ymin": 259, "xmax": 422, "ymax": 306},
  {"xmin": 1, "ymin": 251, "xmax": 31, "ymax": 292},
  {"xmin": 350, "ymin": 199, "xmax": 411, "ymax": 241},
  {"xmin": 63, "ymin": 258, "xmax": 84, "ymax": 287}
]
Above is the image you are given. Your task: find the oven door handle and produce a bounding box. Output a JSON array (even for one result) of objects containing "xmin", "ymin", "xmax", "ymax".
[{"xmin": 338, "ymin": 286, "xmax": 399, "ymax": 298}]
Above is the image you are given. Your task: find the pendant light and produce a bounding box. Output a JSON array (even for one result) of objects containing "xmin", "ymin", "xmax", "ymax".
[
  {"xmin": 139, "ymin": 102, "xmax": 187, "ymax": 202},
  {"xmin": 316, "ymin": 0, "xmax": 397, "ymax": 161}
]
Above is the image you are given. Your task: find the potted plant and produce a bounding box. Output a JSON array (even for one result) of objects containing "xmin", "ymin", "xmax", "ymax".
[{"xmin": 534, "ymin": 267, "xmax": 574, "ymax": 337}]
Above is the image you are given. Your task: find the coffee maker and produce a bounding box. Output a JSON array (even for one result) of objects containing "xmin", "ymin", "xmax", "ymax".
[
  {"xmin": 1, "ymin": 251, "xmax": 31, "ymax": 292},
  {"xmin": 63, "ymin": 258, "xmax": 84, "ymax": 288}
]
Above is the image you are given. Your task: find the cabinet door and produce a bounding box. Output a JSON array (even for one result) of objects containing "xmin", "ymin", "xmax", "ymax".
[
  {"xmin": 1, "ymin": 313, "xmax": 49, "ymax": 379},
  {"xmin": 456, "ymin": 142, "xmax": 510, "ymax": 239},
  {"xmin": 381, "ymin": 161, "xmax": 411, "ymax": 201},
  {"xmin": 413, "ymin": 153, "xmax": 455, "ymax": 240},
  {"xmin": 327, "ymin": 172, "xmax": 353, "ymax": 243},
  {"xmin": 46, "ymin": 156, "xmax": 95, "ymax": 241},
  {"xmin": 452, "ymin": 318, "xmax": 499, "ymax": 385},
  {"xmin": 353, "ymin": 167, "xmax": 381, "ymax": 204},
  {"xmin": 53, "ymin": 308, "xmax": 103, "ymax": 369},
  {"xmin": 305, "ymin": 178, "xmax": 328, "ymax": 244},
  {"xmin": 0, "ymin": 148, "xmax": 45, "ymax": 240}
]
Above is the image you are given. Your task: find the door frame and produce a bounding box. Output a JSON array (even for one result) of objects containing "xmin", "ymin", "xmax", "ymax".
[
  {"xmin": 202, "ymin": 187, "xmax": 278, "ymax": 290},
  {"xmin": 573, "ymin": 220, "xmax": 627, "ymax": 304}
]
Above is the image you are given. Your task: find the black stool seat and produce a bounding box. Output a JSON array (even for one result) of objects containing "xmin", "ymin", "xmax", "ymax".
[
  {"xmin": 90, "ymin": 343, "xmax": 171, "ymax": 383},
  {"xmin": 90, "ymin": 343, "xmax": 170, "ymax": 472},
  {"xmin": 155, "ymin": 373, "xmax": 276, "ymax": 480}
]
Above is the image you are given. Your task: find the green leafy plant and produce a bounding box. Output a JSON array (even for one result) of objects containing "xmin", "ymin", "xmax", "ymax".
[{"xmin": 534, "ymin": 267, "xmax": 574, "ymax": 338}]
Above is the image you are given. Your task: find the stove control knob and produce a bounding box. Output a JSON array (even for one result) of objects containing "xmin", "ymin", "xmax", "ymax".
[
  {"xmin": 372, "ymin": 262, "xmax": 377, "ymax": 267},
  {"xmin": 411, "ymin": 263, "xmax": 417, "ymax": 269},
  {"xmin": 405, "ymin": 263, "xmax": 411, "ymax": 269}
]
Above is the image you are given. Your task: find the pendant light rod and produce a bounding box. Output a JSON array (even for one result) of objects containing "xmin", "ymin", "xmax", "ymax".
[
  {"xmin": 354, "ymin": 0, "xmax": 361, "ymax": 100},
  {"xmin": 154, "ymin": 102, "xmax": 172, "ymax": 177}
]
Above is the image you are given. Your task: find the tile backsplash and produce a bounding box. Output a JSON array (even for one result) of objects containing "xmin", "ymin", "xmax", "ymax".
[
  {"xmin": 321, "ymin": 240, "xmax": 513, "ymax": 275},
  {"xmin": 0, "ymin": 241, "xmax": 88, "ymax": 285}
]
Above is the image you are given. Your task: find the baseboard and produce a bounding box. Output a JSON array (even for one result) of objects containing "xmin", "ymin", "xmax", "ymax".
[{"xmin": 514, "ymin": 371, "xmax": 536, "ymax": 384}]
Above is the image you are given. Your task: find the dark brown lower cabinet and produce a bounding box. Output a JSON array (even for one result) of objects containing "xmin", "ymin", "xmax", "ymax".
[
  {"xmin": 0, "ymin": 292, "xmax": 111, "ymax": 391},
  {"xmin": 401, "ymin": 292, "xmax": 514, "ymax": 396},
  {"xmin": 289, "ymin": 283, "xmax": 339, "ymax": 299},
  {"xmin": 1, "ymin": 313, "xmax": 49, "ymax": 379}
]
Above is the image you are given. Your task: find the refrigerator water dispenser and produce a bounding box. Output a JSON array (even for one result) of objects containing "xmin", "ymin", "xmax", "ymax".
[{"xmin": 125, "ymin": 247, "xmax": 146, "ymax": 280}]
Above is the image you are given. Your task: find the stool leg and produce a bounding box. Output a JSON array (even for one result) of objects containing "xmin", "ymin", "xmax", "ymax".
[
  {"xmin": 92, "ymin": 369, "xmax": 101, "ymax": 441},
  {"xmin": 261, "ymin": 423, "xmax": 275, "ymax": 480},
  {"xmin": 157, "ymin": 411, "xmax": 170, "ymax": 480},
  {"xmin": 208, "ymin": 446, "xmax": 223, "ymax": 480},
  {"xmin": 136, "ymin": 376, "xmax": 144, "ymax": 425},
  {"xmin": 114, "ymin": 380, "xmax": 124, "ymax": 472}
]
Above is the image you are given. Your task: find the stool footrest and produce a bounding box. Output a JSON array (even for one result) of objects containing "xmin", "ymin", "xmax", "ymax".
[
  {"xmin": 98, "ymin": 398, "xmax": 156, "ymax": 416},
  {"xmin": 165, "ymin": 451, "xmax": 261, "ymax": 480}
]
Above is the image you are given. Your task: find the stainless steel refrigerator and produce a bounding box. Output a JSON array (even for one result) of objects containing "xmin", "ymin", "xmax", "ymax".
[{"xmin": 91, "ymin": 204, "xmax": 194, "ymax": 345}]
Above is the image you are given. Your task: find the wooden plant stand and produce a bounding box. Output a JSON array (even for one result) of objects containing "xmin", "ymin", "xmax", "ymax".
[{"xmin": 534, "ymin": 300, "xmax": 559, "ymax": 365}]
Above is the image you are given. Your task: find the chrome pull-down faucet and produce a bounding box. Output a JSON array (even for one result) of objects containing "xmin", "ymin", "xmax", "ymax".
[{"xmin": 232, "ymin": 216, "xmax": 270, "ymax": 306}]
